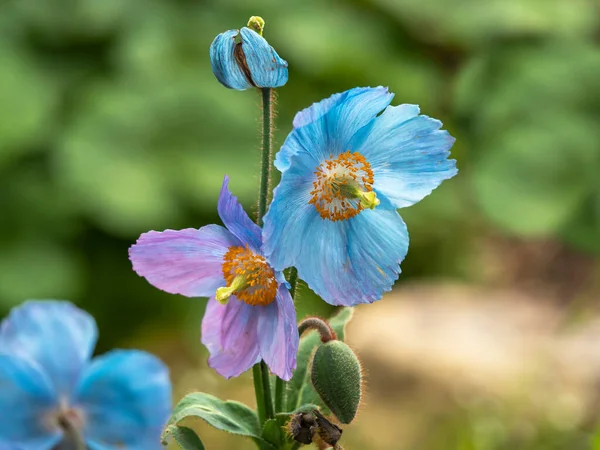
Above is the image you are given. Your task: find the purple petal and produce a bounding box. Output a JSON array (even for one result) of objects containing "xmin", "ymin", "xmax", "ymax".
[
  {"xmin": 257, "ymin": 285, "xmax": 298, "ymax": 381},
  {"xmin": 218, "ymin": 176, "xmax": 262, "ymax": 251},
  {"xmin": 201, "ymin": 297, "xmax": 261, "ymax": 379},
  {"xmin": 74, "ymin": 350, "xmax": 171, "ymax": 449},
  {"xmin": 0, "ymin": 300, "xmax": 97, "ymax": 397},
  {"xmin": 0, "ymin": 355, "xmax": 61, "ymax": 450},
  {"xmin": 130, "ymin": 225, "xmax": 240, "ymax": 298}
]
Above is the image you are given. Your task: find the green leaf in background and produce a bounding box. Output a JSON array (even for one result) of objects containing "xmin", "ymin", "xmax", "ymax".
[
  {"xmin": 162, "ymin": 425, "xmax": 205, "ymax": 450},
  {"xmin": 285, "ymin": 308, "xmax": 354, "ymax": 412},
  {"xmin": 167, "ymin": 392, "xmax": 273, "ymax": 448},
  {"xmin": 0, "ymin": 44, "xmax": 58, "ymax": 168},
  {"xmin": 472, "ymin": 116, "xmax": 598, "ymax": 237},
  {"xmin": 371, "ymin": 0, "xmax": 599, "ymax": 47}
]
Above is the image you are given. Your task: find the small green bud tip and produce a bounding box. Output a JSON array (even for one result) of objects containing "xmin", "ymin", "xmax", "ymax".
[
  {"xmin": 311, "ymin": 341, "xmax": 362, "ymax": 424},
  {"xmin": 215, "ymin": 275, "xmax": 247, "ymax": 304},
  {"xmin": 247, "ymin": 16, "xmax": 265, "ymax": 36}
]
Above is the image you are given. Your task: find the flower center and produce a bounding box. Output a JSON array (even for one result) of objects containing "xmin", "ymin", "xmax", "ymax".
[
  {"xmin": 309, "ymin": 151, "xmax": 379, "ymax": 221},
  {"xmin": 216, "ymin": 245, "xmax": 278, "ymax": 306}
]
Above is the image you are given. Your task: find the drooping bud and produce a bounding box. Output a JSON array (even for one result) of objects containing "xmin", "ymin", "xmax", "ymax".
[
  {"xmin": 311, "ymin": 341, "xmax": 362, "ymax": 424},
  {"xmin": 210, "ymin": 17, "xmax": 288, "ymax": 91}
]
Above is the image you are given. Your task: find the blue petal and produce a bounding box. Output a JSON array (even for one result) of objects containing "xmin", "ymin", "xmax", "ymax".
[
  {"xmin": 0, "ymin": 301, "xmax": 97, "ymax": 397},
  {"xmin": 201, "ymin": 297, "xmax": 261, "ymax": 379},
  {"xmin": 130, "ymin": 225, "xmax": 239, "ymax": 298},
  {"xmin": 257, "ymin": 285, "xmax": 298, "ymax": 381},
  {"xmin": 0, "ymin": 354, "xmax": 61, "ymax": 450},
  {"xmin": 210, "ymin": 30, "xmax": 253, "ymax": 90},
  {"xmin": 74, "ymin": 350, "xmax": 171, "ymax": 449},
  {"xmin": 262, "ymin": 151, "xmax": 317, "ymax": 270},
  {"xmin": 351, "ymin": 104, "xmax": 457, "ymax": 208},
  {"xmin": 239, "ymin": 28, "xmax": 288, "ymax": 89},
  {"xmin": 346, "ymin": 195, "xmax": 409, "ymax": 303},
  {"xmin": 274, "ymin": 87, "xmax": 394, "ymax": 172},
  {"xmin": 218, "ymin": 175, "xmax": 263, "ymax": 251}
]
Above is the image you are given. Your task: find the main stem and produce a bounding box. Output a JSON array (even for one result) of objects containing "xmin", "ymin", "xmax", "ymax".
[{"xmin": 253, "ymin": 88, "xmax": 275, "ymax": 429}]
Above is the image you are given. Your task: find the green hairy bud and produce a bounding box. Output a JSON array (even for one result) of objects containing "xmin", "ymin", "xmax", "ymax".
[{"xmin": 310, "ymin": 340, "xmax": 362, "ymax": 424}]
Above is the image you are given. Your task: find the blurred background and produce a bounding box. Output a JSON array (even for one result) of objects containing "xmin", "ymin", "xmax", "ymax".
[{"xmin": 1, "ymin": 0, "xmax": 600, "ymax": 448}]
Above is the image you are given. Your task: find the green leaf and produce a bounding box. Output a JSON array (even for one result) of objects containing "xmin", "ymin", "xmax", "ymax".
[
  {"xmin": 472, "ymin": 116, "xmax": 598, "ymax": 236},
  {"xmin": 168, "ymin": 392, "xmax": 265, "ymax": 444},
  {"xmin": 285, "ymin": 308, "xmax": 354, "ymax": 412},
  {"xmin": 162, "ymin": 425, "xmax": 205, "ymax": 450}
]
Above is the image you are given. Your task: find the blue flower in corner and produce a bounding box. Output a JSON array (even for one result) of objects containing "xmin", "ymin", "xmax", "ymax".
[
  {"xmin": 263, "ymin": 87, "xmax": 458, "ymax": 306},
  {"xmin": 210, "ymin": 17, "xmax": 288, "ymax": 90},
  {"xmin": 0, "ymin": 300, "xmax": 172, "ymax": 449}
]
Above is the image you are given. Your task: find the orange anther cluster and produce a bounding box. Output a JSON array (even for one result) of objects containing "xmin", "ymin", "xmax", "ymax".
[
  {"xmin": 221, "ymin": 245, "xmax": 278, "ymax": 306},
  {"xmin": 309, "ymin": 151, "xmax": 375, "ymax": 221}
]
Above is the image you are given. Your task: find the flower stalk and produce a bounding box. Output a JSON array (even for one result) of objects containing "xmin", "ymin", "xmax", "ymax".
[{"xmin": 253, "ymin": 87, "xmax": 276, "ymax": 429}]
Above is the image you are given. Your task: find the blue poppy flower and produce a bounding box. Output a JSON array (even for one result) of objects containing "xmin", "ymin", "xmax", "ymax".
[
  {"xmin": 210, "ymin": 22, "xmax": 288, "ymax": 90},
  {"xmin": 263, "ymin": 87, "xmax": 457, "ymax": 306},
  {"xmin": 0, "ymin": 300, "xmax": 172, "ymax": 449}
]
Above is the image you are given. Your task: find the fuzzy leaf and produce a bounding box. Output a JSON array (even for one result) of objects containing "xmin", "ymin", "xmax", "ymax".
[
  {"xmin": 162, "ymin": 425, "xmax": 205, "ymax": 450},
  {"xmin": 167, "ymin": 392, "xmax": 272, "ymax": 448}
]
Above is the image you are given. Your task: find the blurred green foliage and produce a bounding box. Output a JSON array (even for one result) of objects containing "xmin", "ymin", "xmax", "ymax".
[{"xmin": 1, "ymin": 0, "xmax": 600, "ymax": 448}]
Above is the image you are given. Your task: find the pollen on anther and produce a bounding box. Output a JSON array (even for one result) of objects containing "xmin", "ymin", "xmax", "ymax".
[
  {"xmin": 221, "ymin": 245, "xmax": 278, "ymax": 306},
  {"xmin": 309, "ymin": 151, "xmax": 375, "ymax": 222}
]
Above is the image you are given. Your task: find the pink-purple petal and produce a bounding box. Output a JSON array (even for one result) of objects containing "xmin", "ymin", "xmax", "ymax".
[
  {"xmin": 218, "ymin": 176, "xmax": 262, "ymax": 251},
  {"xmin": 257, "ymin": 286, "xmax": 298, "ymax": 381},
  {"xmin": 129, "ymin": 225, "xmax": 239, "ymax": 298},
  {"xmin": 201, "ymin": 297, "xmax": 261, "ymax": 379}
]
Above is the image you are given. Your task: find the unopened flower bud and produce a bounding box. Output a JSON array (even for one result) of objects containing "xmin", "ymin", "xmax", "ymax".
[
  {"xmin": 210, "ymin": 17, "xmax": 288, "ymax": 91},
  {"xmin": 311, "ymin": 341, "xmax": 362, "ymax": 424}
]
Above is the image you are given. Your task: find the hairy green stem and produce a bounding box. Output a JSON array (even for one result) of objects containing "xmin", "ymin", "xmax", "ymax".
[
  {"xmin": 253, "ymin": 87, "xmax": 276, "ymax": 431},
  {"xmin": 252, "ymin": 364, "xmax": 268, "ymax": 427},
  {"xmin": 257, "ymin": 87, "xmax": 274, "ymax": 225}
]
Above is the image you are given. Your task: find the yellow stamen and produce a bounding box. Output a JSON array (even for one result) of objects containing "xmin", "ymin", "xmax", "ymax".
[
  {"xmin": 218, "ymin": 245, "xmax": 278, "ymax": 306},
  {"xmin": 309, "ymin": 150, "xmax": 377, "ymax": 221}
]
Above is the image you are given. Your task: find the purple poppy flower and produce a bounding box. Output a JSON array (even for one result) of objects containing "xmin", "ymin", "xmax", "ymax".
[
  {"xmin": 129, "ymin": 176, "xmax": 299, "ymax": 381},
  {"xmin": 0, "ymin": 300, "xmax": 171, "ymax": 449}
]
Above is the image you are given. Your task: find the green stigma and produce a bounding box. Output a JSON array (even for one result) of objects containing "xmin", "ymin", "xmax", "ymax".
[
  {"xmin": 357, "ymin": 190, "xmax": 380, "ymax": 210},
  {"xmin": 247, "ymin": 16, "xmax": 265, "ymax": 36},
  {"xmin": 215, "ymin": 275, "xmax": 247, "ymax": 304}
]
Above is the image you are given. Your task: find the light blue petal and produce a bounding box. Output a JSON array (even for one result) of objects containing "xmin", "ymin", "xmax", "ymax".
[
  {"xmin": 0, "ymin": 354, "xmax": 61, "ymax": 449},
  {"xmin": 296, "ymin": 197, "xmax": 408, "ymax": 306},
  {"xmin": 74, "ymin": 350, "xmax": 171, "ymax": 449},
  {"xmin": 262, "ymin": 151, "xmax": 317, "ymax": 271},
  {"xmin": 274, "ymin": 87, "xmax": 394, "ymax": 172},
  {"xmin": 210, "ymin": 30, "xmax": 253, "ymax": 90},
  {"xmin": 240, "ymin": 28, "xmax": 288, "ymax": 89},
  {"xmin": 201, "ymin": 297, "xmax": 261, "ymax": 379},
  {"xmin": 257, "ymin": 285, "xmax": 298, "ymax": 381},
  {"xmin": 218, "ymin": 175, "xmax": 262, "ymax": 251},
  {"xmin": 129, "ymin": 225, "xmax": 238, "ymax": 298},
  {"xmin": 346, "ymin": 196, "xmax": 409, "ymax": 302},
  {"xmin": 351, "ymin": 104, "xmax": 457, "ymax": 208},
  {"xmin": 0, "ymin": 301, "xmax": 97, "ymax": 397}
]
